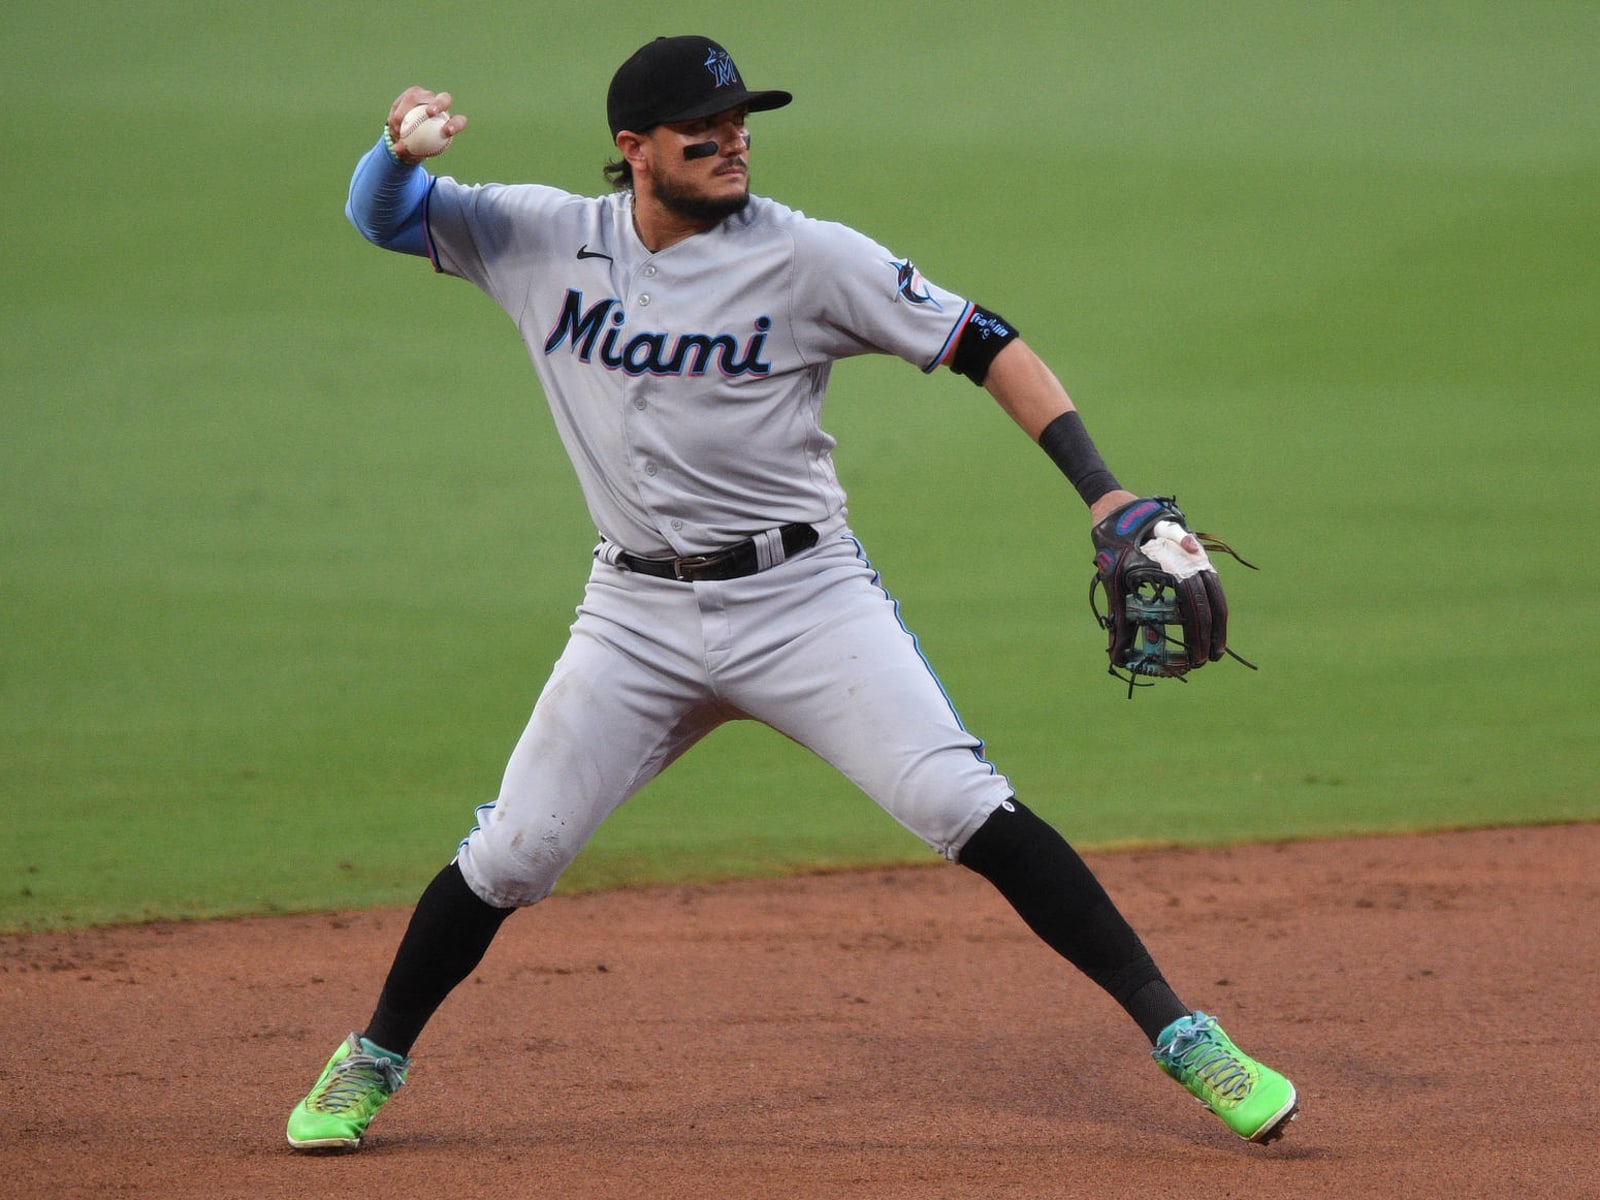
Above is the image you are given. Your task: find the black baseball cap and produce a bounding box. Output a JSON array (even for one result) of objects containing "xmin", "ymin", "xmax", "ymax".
[{"xmin": 607, "ymin": 36, "xmax": 792, "ymax": 137}]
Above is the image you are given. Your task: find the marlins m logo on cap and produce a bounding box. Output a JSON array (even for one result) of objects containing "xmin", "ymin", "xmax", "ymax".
[{"xmin": 705, "ymin": 46, "xmax": 739, "ymax": 88}]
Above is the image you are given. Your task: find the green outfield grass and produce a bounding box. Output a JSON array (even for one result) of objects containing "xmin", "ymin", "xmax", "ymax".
[{"xmin": 4, "ymin": 2, "xmax": 1597, "ymax": 930}]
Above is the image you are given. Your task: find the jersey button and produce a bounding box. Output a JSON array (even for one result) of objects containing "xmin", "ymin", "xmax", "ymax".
[
  {"xmin": 670, "ymin": 519, "xmax": 683, "ymax": 531},
  {"xmin": 633, "ymin": 397, "xmax": 647, "ymax": 410},
  {"xmin": 644, "ymin": 265, "xmax": 658, "ymax": 277},
  {"xmin": 638, "ymin": 294, "xmax": 651, "ymax": 306},
  {"xmin": 644, "ymin": 462, "xmax": 657, "ymax": 476}
]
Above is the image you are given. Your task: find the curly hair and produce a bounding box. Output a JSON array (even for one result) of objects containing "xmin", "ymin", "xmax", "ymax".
[{"xmin": 603, "ymin": 157, "xmax": 633, "ymax": 192}]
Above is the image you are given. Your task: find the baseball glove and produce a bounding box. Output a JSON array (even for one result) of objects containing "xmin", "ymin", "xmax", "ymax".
[{"xmin": 1089, "ymin": 497, "xmax": 1257, "ymax": 695}]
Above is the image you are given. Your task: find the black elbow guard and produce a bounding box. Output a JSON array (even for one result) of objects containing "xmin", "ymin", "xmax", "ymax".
[{"xmin": 949, "ymin": 305, "xmax": 1018, "ymax": 386}]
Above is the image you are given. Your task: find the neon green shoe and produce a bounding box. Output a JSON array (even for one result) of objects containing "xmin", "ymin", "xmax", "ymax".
[
  {"xmin": 286, "ymin": 1033, "xmax": 410, "ymax": 1151},
  {"xmin": 1152, "ymin": 1011, "xmax": 1298, "ymax": 1143}
]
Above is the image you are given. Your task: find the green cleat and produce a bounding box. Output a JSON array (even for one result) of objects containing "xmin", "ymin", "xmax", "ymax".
[
  {"xmin": 1152, "ymin": 1011, "xmax": 1298, "ymax": 1143},
  {"xmin": 286, "ymin": 1033, "xmax": 410, "ymax": 1152}
]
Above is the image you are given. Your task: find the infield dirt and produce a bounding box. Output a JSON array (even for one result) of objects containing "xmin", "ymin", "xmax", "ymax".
[{"xmin": 3, "ymin": 824, "xmax": 1595, "ymax": 1199}]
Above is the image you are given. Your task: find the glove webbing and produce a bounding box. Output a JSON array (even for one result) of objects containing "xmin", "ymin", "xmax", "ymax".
[{"xmin": 1089, "ymin": 532, "xmax": 1259, "ymax": 699}]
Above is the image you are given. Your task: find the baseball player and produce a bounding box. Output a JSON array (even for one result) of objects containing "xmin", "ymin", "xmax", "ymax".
[{"xmin": 286, "ymin": 35, "xmax": 1298, "ymax": 1152}]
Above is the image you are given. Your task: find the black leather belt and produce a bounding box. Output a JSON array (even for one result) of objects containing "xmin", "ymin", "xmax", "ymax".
[{"xmin": 614, "ymin": 523, "xmax": 819, "ymax": 582}]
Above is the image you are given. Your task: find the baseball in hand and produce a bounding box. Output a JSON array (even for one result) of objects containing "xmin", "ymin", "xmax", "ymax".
[{"xmin": 398, "ymin": 103, "xmax": 452, "ymax": 157}]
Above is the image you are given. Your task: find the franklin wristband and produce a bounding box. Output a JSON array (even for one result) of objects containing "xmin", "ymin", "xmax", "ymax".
[{"xmin": 949, "ymin": 304, "xmax": 1018, "ymax": 386}]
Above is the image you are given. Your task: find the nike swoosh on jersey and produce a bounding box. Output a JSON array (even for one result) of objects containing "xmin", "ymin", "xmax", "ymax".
[{"xmin": 576, "ymin": 244, "xmax": 614, "ymax": 262}]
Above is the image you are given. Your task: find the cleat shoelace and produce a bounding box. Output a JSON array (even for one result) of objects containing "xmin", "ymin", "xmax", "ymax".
[
  {"xmin": 1159, "ymin": 1017, "xmax": 1253, "ymax": 1102},
  {"xmin": 311, "ymin": 1052, "xmax": 406, "ymax": 1114}
]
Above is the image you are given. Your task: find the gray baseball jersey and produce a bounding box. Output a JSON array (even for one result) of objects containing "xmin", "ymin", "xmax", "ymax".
[
  {"xmin": 379, "ymin": 172, "xmax": 1013, "ymax": 907},
  {"xmin": 423, "ymin": 182, "xmax": 974, "ymax": 556}
]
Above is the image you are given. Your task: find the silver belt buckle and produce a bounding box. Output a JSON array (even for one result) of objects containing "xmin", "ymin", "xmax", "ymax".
[{"xmin": 672, "ymin": 554, "xmax": 714, "ymax": 581}]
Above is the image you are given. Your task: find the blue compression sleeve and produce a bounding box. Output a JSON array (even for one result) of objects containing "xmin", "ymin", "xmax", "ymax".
[{"xmin": 345, "ymin": 135, "xmax": 431, "ymax": 256}]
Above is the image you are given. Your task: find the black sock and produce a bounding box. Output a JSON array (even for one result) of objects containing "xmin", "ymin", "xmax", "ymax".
[
  {"xmin": 363, "ymin": 860, "xmax": 515, "ymax": 1057},
  {"xmin": 958, "ymin": 799, "xmax": 1189, "ymax": 1043}
]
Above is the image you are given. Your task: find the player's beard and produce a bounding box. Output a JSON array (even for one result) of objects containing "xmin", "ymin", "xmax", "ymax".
[{"xmin": 654, "ymin": 169, "xmax": 751, "ymax": 224}]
